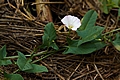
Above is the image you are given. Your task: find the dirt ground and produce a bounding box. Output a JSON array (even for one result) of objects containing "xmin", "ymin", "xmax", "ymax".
[{"xmin": 0, "ymin": 0, "xmax": 120, "ymax": 80}]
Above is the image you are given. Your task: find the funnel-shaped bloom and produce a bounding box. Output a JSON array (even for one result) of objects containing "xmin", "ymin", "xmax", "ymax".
[{"xmin": 61, "ymin": 15, "xmax": 81, "ymax": 31}]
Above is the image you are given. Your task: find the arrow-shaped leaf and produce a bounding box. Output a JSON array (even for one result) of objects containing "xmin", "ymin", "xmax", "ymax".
[
  {"xmin": 4, "ymin": 73, "xmax": 24, "ymax": 80},
  {"xmin": 78, "ymin": 10, "xmax": 97, "ymax": 31},
  {"xmin": 0, "ymin": 60, "xmax": 12, "ymax": 66},
  {"xmin": 41, "ymin": 22, "xmax": 59, "ymax": 50},
  {"xmin": 0, "ymin": 45, "xmax": 7, "ymax": 59},
  {"xmin": 64, "ymin": 42, "xmax": 96, "ymax": 54},
  {"xmin": 77, "ymin": 26, "xmax": 104, "ymax": 46},
  {"xmin": 0, "ymin": 45, "xmax": 12, "ymax": 66},
  {"xmin": 112, "ymin": 33, "xmax": 120, "ymax": 51},
  {"xmin": 64, "ymin": 38, "xmax": 106, "ymax": 54},
  {"xmin": 25, "ymin": 64, "xmax": 48, "ymax": 73},
  {"xmin": 16, "ymin": 51, "xmax": 33, "ymax": 71}
]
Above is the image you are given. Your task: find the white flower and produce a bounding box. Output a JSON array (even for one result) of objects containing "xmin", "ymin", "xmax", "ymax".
[{"xmin": 61, "ymin": 15, "xmax": 81, "ymax": 31}]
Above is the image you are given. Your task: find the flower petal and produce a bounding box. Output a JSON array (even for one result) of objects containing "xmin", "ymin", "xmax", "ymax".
[
  {"xmin": 72, "ymin": 18, "xmax": 81, "ymax": 30},
  {"xmin": 61, "ymin": 15, "xmax": 70, "ymax": 28},
  {"xmin": 61, "ymin": 15, "xmax": 81, "ymax": 31}
]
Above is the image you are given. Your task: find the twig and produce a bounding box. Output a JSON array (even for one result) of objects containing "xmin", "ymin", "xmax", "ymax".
[
  {"xmin": 2, "ymin": 15, "xmax": 45, "ymax": 26},
  {"xmin": 73, "ymin": 68, "xmax": 102, "ymax": 80},
  {"xmin": 41, "ymin": 61, "xmax": 65, "ymax": 80},
  {"xmin": 67, "ymin": 57, "xmax": 85, "ymax": 80},
  {"xmin": 94, "ymin": 64, "xmax": 104, "ymax": 80},
  {"xmin": 9, "ymin": 36, "xmax": 32, "ymax": 54},
  {"xmin": 31, "ymin": 2, "xmax": 65, "ymax": 5},
  {"xmin": 7, "ymin": 0, "xmax": 32, "ymax": 20},
  {"xmin": 0, "ymin": 3, "xmax": 8, "ymax": 7}
]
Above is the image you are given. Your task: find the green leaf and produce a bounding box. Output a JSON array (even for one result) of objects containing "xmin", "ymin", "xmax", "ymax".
[
  {"xmin": 112, "ymin": 33, "xmax": 120, "ymax": 51},
  {"xmin": 16, "ymin": 51, "xmax": 33, "ymax": 71},
  {"xmin": 0, "ymin": 60, "xmax": 12, "ymax": 66},
  {"xmin": 118, "ymin": 8, "xmax": 120, "ymax": 17},
  {"xmin": 112, "ymin": 0, "xmax": 119, "ymax": 7},
  {"xmin": 78, "ymin": 10, "xmax": 97, "ymax": 31},
  {"xmin": 64, "ymin": 39, "xmax": 106, "ymax": 54},
  {"xmin": 67, "ymin": 38, "xmax": 78, "ymax": 46},
  {"xmin": 64, "ymin": 42, "xmax": 96, "ymax": 54},
  {"xmin": 25, "ymin": 64, "xmax": 48, "ymax": 73},
  {"xmin": 41, "ymin": 22, "xmax": 59, "ymax": 50},
  {"xmin": 41, "ymin": 33, "xmax": 49, "ymax": 48},
  {"xmin": 0, "ymin": 45, "xmax": 7, "ymax": 59},
  {"xmin": 92, "ymin": 40, "xmax": 106, "ymax": 50},
  {"xmin": 99, "ymin": 0, "xmax": 109, "ymax": 14},
  {"xmin": 99, "ymin": 0, "xmax": 119, "ymax": 14},
  {"xmin": 0, "ymin": 45, "xmax": 12, "ymax": 66},
  {"xmin": 4, "ymin": 73, "xmax": 24, "ymax": 80},
  {"xmin": 77, "ymin": 26, "xmax": 104, "ymax": 46},
  {"xmin": 50, "ymin": 42, "xmax": 59, "ymax": 50}
]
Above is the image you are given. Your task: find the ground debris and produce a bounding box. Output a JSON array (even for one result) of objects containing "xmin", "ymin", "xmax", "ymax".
[{"xmin": 0, "ymin": 0, "xmax": 120, "ymax": 80}]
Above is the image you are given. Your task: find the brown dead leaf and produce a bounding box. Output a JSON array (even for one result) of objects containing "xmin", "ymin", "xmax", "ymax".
[{"xmin": 36, "ymin": 0, "xmax": 53, "ymax": 22}]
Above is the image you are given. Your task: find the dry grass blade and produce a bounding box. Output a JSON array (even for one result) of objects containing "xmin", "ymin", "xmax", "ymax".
[
  {"xmin": 32, "ymin": 2, "xmax": 65, "ymax": 5},
  {"xmin": 94, "ymin": 64, "xmax": 105, "ymax": 80},
  {"xmin": 67, "ymin": 58, "xmax": 85, "ymax": 80},
  {"xmin": 72, "ymin": 68, "xmax": 103, "ymax": 80},
  {"xmin": 36, "ymin": 0, "xmax": 53, "ymax": 22},
  {"xmin": 41, "ymin": 61, "xmax": 65, "ymax": 80}
]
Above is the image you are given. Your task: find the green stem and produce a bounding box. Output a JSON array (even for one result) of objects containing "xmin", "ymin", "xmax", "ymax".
[
  {"xmin": 13, "ymin": 69, "xmax": 19, "ymax": 74},
  {"xmin": 68, "ymin": 29, "xmax": 71, "ymax": 37},
  {"xmin": 102, "ymin": 28, "xmax": 120, "ymax": 36},
  {"xmin": 66, "ymin": 29, "xmax": 71, "ymax": 38},
  {"xmin": 4, "ymin": 51, "xmax": 46, "ymax": 59},
  {"xmin": 29, "ymin": 48, "xmax": 39, "ymax": 59},
  {"xmin": 32, "ymin": 48, "xmax": 65, "ymax": 63},
  {"xmin": 32, "ymin": 52, "xmax": 54, "ymax": 63}
]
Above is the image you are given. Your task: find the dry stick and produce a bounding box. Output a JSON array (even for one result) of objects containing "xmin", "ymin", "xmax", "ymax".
[
  {"xmin": 94, "ymin": 64, "xmax": 104, "ymax": 80},
  {"xmin": 35, "ymin": 0, "xmax": 53, "ymax": 22},
  {"xmin": 7, "ymin": 1, "xmax": 31, "ymax": 20},
  {"xmin": 67, "ymin": 58, "xmax": 85, "ymax": 80},
  {"xmin": 9, "ymin": 36, "xmax": 32, "ymax": 54},
  {"xmin": 0, "ymin": 3, "xmax": 8, "ymax": 7},
  {"xmin": 105, "ymin": 15, "xmax": 110, "ymax": 32},
  {"xmin": 31, "ymin": 2, "xmax": 65, "ymax": 5},
  {"xmin": 86, "ymin": 0, "xmax": 95, "ymax": 9},
  {"xmin": 105, "ymin": 69, "xmax": 120, "ymax": 78},
  {"xmin": 2, "ymin": 15, "xmax": 25, "ymax": 20},
  {"xmin": 34, "ymin": 21, "xmax": 45, "ymax": 26},
  {"xmin": 41, "ymin": 61, "xmax": 65, "ymax": 80},
  {"xmin": 21, "ymin": 0, "xmax": 24, "ymax": 6},
  {"xmin": 7, "ymin": 0, "xmax": 45, "ymax": 26},
  {"xmin": 64, "ymin": 0, "xmax": 71, "ymax": 7},
  {"xmin": 0, "ymin": 19, "xmax": 23, "ymax": 22},
  {"xmin": 73, "ymin": 68, "xmax": 103, "ymax": 80},
  {"xmin": 23, "ymin": 7, "xmax": 35, "ymax": 20},
  {"xmin": 3, "ymin": 15, "xmax": 45, "ymax": 26}
]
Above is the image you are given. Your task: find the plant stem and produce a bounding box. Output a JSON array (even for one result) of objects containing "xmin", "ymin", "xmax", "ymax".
[
  {"xmin": 32, "ymin": 52, "xmax": 54, "ymax": 63},
  {"xmin": 102, "ymin": 28, "xmax": 120, "ymax": 36},
  {"xmin": 68, "ymin": 29, "xmax": 71, "ymax": 37},
  {"xmin": 32, "ymin": 48, "xmax": 65, "ymax": 63},
  {"xmin": 4, "ymin": 51, "xmax": 46, "ymax": 59},
  {"xmin": 13, "ymin": 69, "xmax": 19, "ymax": 74}
]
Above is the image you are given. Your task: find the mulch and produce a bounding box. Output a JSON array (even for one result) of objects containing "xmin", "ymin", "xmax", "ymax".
[{"xmin": 0, "ymin": 0, "xmax": 120, "ymax": 80}]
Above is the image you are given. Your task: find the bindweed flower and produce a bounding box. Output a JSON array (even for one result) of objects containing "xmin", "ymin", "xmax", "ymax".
[{"xmin": 61, "ymin": 15, "xmax": 81, "ymax": 31}]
